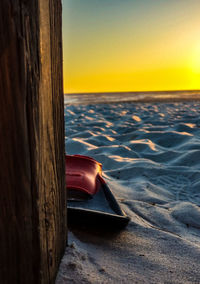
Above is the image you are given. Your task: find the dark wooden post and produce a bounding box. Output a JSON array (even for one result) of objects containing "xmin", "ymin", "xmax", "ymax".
[{"xmin": 0, "ymin": 0, "xmax": 67, "ymax": 283}]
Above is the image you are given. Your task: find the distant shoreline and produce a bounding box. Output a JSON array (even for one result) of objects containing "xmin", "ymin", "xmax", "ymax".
[
  {"xmin": 65, "ymin": 90, "xmax": 200, "ymax": 96},
  {"xmin": 64, "ymin": 90, "xmax": 200, "ymax": 105}
]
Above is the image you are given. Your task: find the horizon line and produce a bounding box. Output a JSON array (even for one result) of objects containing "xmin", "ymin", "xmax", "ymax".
[{"xmin": 65, "ymin": 89, "xmax": 200, "ymax": 95}]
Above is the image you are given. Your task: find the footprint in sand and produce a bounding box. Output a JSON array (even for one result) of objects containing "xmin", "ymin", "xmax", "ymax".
[{"xmin": 149, "ymin": 175, "xmax": 200, "ymax": 205}]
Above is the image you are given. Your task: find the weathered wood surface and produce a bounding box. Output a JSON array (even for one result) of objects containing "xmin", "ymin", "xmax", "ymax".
[{"xmin": 0, "ymin": 0, "xmax": 66, "ymax": 283}]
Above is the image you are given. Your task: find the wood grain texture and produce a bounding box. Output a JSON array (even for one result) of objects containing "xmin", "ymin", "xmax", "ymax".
[{"xmin": 0, "ymin": 0, "xmax": 66, "ymax": 283}]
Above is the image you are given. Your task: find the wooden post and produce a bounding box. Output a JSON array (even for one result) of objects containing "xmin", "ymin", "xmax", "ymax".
[{"xmin": 0, "ymin": 0, "xmax": 67, "ymax": 283}]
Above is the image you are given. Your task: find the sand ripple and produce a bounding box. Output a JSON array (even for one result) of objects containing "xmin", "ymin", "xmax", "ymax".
[{"xmin": 65, "ymin": 101, "xmax": 200, "ymax": 243}]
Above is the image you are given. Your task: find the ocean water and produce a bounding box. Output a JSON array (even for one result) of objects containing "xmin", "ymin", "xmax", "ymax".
[{"xmin": 64, "ymin": 90, "xmax": 200, "ymax": 105}]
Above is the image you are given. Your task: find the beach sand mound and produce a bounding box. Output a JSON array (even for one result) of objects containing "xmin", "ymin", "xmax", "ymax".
[{"xmin": 57, "ymin": 101, "xmax": 200, "ymax": 283}]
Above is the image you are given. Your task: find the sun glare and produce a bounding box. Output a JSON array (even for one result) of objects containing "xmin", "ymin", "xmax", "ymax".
[
  {"xmin": 187, "ymin": 41, "xmax": 200, "ymax": 89},
  {"xmin": 191, "ymin": 42, "xmax": 200, "ymax": 75}
]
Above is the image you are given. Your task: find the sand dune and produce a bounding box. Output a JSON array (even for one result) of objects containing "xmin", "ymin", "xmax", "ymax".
[{"xmin": 57, "ymin": 101, "xmax": 200, "ymax": 283}]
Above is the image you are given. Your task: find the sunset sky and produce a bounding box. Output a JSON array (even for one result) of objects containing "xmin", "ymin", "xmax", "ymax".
[{"xmin": 62, "ymin": 0, "xmax": 200, "ymax": 94}]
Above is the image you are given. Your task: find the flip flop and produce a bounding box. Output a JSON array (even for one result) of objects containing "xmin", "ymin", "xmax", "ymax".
[{"xmin": 66, "ymin": 155, "xmax": 130, "ymax": 228}]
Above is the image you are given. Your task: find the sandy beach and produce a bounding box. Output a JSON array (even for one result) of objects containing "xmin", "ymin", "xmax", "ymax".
[{"xmin": 57, "ymin": 97, "xmax": 200, "ymax": 283}]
